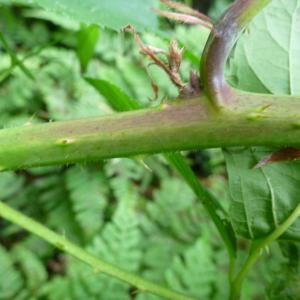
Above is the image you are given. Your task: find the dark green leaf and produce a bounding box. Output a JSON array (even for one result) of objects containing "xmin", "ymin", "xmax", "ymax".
[
  {"xmin": 229, "ymin": 0, "xmax": 300, "ymax": 94},
  {"xmin": 32, "ymin": 0, "xmax": 158, "ymax": 31},
  {"xmin": 226, "ymin": 0, "xmax": 300, "ymax": 240},
  {"xmin": 12, "ymin": 245, "xmax": 47, "ymax": 292},
  {"xmin": 165, "ymin": 152, "xmax": 236, "ymax": 256},
  {"xmin": 85, "ymin": 78, "xmax": 141, "ymax": 111},
  {"xmin": 224, "ymin": 147, "xmax": 300, "ymax": 240},
  {"xmin": 165, "ymin": 238, "xmax": 216, "ymax": 298},
  {"xmin": 77, "ymin": 24, "xmax": 100, "ymax": 73},
  {"xmin": 0, "ymin": 32, "xmax": 34, "ymax": 80},
  {"xmin": 66, "ymin": 166, "xmax": 108, "ymax": 239},
  {"xmin": 0, "ymin": 245, "xmax": 24, "ymax": 299}
]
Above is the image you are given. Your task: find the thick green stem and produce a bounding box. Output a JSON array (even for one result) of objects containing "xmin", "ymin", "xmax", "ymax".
[
  {"xmin": 199, "ymin": 0, "xmax": 282, "ymax": 297},
  {"xmin": 201, "ymin": 0, "xmax": 272, "ymax": 107},
  {"xmin": 1, "ymin": 92, "xmax": 300, "ymax": 171},
  {"xmin": 87, "ymin": 79, "xmax": 237, "ymax": 284},
  {"xmin": 0, "ymin": 201, "xmax": 195, "ymax": 300},
  {"xmin": 230, "ymin": 201, "xmax": 300, "ymax": 300},
  {"xmin": 88, "ymin": 78, "xmax": 236, "ymax": 264}
]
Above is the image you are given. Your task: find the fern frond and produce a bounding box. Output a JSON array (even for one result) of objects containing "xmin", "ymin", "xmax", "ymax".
[
  {"xmin": 90, "ymin": 201, "xmax": 142, "ymax": 271},
  {"xmin": 106, "ymin": 158, "xmax": 152, "ymax": 207},
  {"xmin": 147, "ymin": 178, "xmax": 204, "ymax": 242},
  {"xmin": 0, "ymin": 245, "xmax": 24, "ymax": 299},
  {"xmin": 165, "ymin": 238, "xmax": 216, "ymax": 299},
  {"xmin": 38, "ymin": 177, "xmax": 82, "ymax": 243},
  {"xmin": 0, "ymin": 172, "xmax": 24, "ymax": 199},
  {"xmin": 43, "ymin": 200, "xmax": 144, "ymax": 299},
  {"xmin": 66, "ymin": 165, "xmax": 109, "ymax": 240},
  {"xmin": 39, "ymin": 276, "xmax": 72, "ymax": 300},
  {"xmin": 12, "ymin": 245, "xmax": 47, "ymax": 294}
]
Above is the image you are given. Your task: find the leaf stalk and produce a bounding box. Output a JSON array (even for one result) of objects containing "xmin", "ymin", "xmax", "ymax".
[
  {"xmin": 201, "ymin": 0, "xmax": 272, "ymax": 107},
  {"xmin": 229, "ymin": 201, "xmax": 300, "ymax": 300},
  {"xmin": 0, "ymin": 201, "xmax": 196, "ymax": 300}
]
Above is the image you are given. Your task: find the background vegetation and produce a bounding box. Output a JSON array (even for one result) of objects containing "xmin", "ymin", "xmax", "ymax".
[{"xmin": 0, "ymin": 0, "xmax": 299, "ymax": 299}]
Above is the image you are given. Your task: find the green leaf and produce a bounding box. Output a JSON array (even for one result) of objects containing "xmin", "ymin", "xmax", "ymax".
[
  {"xmin": 90, "ymin": 201, "xmax": 142, "ymax": 272},
  {"xmin": 12, "ymin": 245, "xmax": 47, "ymax": 293},
  {"xmin": 226, "ymin": 0, "xmax": 300, "ymax": 240},
  {"xmin": 147, "ymin": 178, "xmax": 204, "ymax": 242},
  {"xmin": 136, "ymin": 233, "xmax": 211, "ymax": 300},
  {"xmin": 165, "ymin": 238, "xmax": 216, "ymax": 299},
  {"xmin": 0, "ymin": 32, "xmax": 34, "ymax": 80},
  {"xmin": 165, "ymin": 152, "xmax": 236, "ymax": 256},
  {"xmin": 224, "ymin": 148, "xmax": 300, "ymax": 240},
  {"xmin": 208, "ymin": 0, "xmax": 232, "ymax": 20},
  {"xmin": 66, "ymin": 165, "xmax": 108, "ymax": 240},
  {"xmin": 279, "ymin": 241, "xmax": 300, "ymax": 270},
  {"xmin": 88, "ymin": 69, "xmax": 236, "ymax": 257},
  {"xmin": 85, "ymin": 78, "xmax": 141, "ymax": 111},
  {"xmin": 0, "ymin": 172, "xmax": 24, "ymax": 199},
  {"xmin": 39, "ymin": 276, "xmax": 71, "ymax": 300},
  {"xmin": 37, "ymin": 176, "xmax": 82, "ymax": 243},
  {"xmin": 229, "ymin": 0, "xmax": 300, "ymax": 94},
  {"xmin": 71, "ymin": 201, "xmax": 142, "ymax": 299},
  {"xmin": 77, "ymin": 24, "xmax": 100, "ymax": 73},
  {"xmin": 175, "ymin": 25, "xmax": 210, "ymax": 66},
  {"xmin": 268, "ymin": 266, "xmax": 300, "ymax": 300},
  {"xmin": 227, "ymin": 39, "xmax": 269, "ymax": 93},
  {"xmin": 0, "ymin": 245, "xmax": 24, "ymax": 299},
  {"xmin": 36, "ymin": 48, "xmax": 107, "ymax": 120},
  {"xmin": 32, "ymin": 0, "xmax": 158, "ymax": 31}
]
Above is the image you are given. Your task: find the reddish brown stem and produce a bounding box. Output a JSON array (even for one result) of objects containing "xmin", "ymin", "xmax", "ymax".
[{"xmin": 201, "ymin": 0, "xmax": 272, "ymax": 108}]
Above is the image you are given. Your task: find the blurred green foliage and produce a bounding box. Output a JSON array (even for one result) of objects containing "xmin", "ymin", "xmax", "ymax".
[{"xmin": 0, "ymin": 1, "xmax": 298, "ymax": 299}]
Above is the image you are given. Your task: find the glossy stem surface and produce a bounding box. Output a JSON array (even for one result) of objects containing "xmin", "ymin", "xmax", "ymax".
[
  {"xmin": 201, "ymin": 0, "xmax": 272, "ymax": 107},
  {"xmin": 1, "ymin": 92, "xmax": 300, "ymax": 171}
]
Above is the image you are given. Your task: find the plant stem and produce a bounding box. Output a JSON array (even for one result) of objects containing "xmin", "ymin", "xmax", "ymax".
[
  {"xmin": 165, "ymin": 152, "xmax": 236, "ymax": 261},
  {"xmin": 88, "ymin": 78, "xmax": 237, "ymax": 285},
  {"xmin": 1, "ymin": 93, "xmax": 300, "ymax": 171},
  {"xmin": 0, "ymin": 32, "xmax": 34, "ymax": 80},
  {"xmin": 201, "ymin": 0, "xmax": 272, "ymax": 107},
  {"xmin": 229, "ymin": 201, "xmax": 300, "ymax": 300},
  {"xmin": 228, "ymin": 255, "xmax": 236, "ymax": 284},
  {"xmin": 0, "ymin": 201, "xmax": 196, "ymax": 300}
]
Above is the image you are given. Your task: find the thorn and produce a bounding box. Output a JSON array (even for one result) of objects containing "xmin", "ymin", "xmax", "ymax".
[
  {"xmin": 55, "ymin": 138, "xmax": 76, "ymax": 146},
  {"xmin": 24, "ymin": 113, "xmax": 37, "ymax": 126},
  {"xmin": 132, "ymin": 155, "xmax": 153, "ymax": 172},
  {"xmin": 246, "ymin": 112, "xmax": 268, "ymax": 121},
  {"xmin": 254, "ymin": 153, "xmax": 273, "ymax": 169},
  {"xmin": 140, "ymin": 160, "xmax": 153, "ymax": 172},
  {"xmin": 254, "ymin": 148, "xmax": 300, "ymax": 168},
  {"xmin": 255, "ymin": 104, "xmax": 272, "ymax": 113},
  {"xmin": 161, "ymin": 102, "xmax": 170, "ymax": 109}
]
